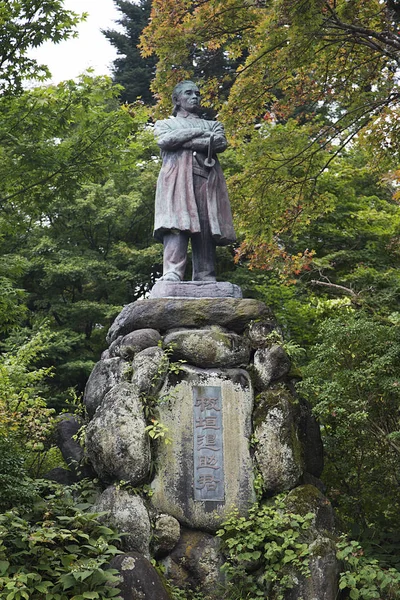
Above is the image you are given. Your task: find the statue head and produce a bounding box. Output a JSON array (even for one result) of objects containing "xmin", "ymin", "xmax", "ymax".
[{"xmin": 172, "ymin": 81, "xmax": 200, "ymax": 116}]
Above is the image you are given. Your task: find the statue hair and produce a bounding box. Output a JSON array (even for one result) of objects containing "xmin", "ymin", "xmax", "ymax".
[{"xmin": 172, "ymin": 80, "xmax": 198, "ymax": 116}]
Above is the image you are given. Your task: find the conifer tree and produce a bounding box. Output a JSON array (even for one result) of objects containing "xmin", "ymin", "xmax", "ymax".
[{"xmin": 103, "ymin": 0, "xmax": 156, "ymax": 104}]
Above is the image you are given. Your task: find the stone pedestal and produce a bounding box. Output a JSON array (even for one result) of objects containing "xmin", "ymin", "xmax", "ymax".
[
  {"xmin": 149, "ymin": 280, "xmax": 243, "ymax": 299},
  {"xmin": 80, "ymin": 295, "xmax": 339, "ymax": 600}
]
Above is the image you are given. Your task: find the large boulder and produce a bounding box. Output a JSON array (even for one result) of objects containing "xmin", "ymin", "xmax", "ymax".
[
  {"xmin": 162, "ymin": 528, "xmax": 225, "ymax": 596},
  {"xmin": 150, "ymin": 365, "xmax": 255, "ymax": 531},
  {"xmin": 253, "ymin": 344, "xmax": 291, "ymax": 390},
  {"xmin": 283, "ymin": 537, "xmax": 340, "ymax": 600},
  {"xmin": 95, "ymin": 486, "xmax": 151, "ymax": 557},
  {"xmin": 85, "ymin": 382, "xmax": 150, "ymax": 484},
  {"xmin": 109, "ymin": 552, "xmax": 171, "ymax": 600},
  {"xmin": 55, "ymin": 414, "xmax": 94, "ymax": 479},
  {"xmin": 131, "ymin": 346, "xmax": 168, "ymax": 396},
  {"xmin": 83, "ymin": 357, "xmax": 126, "ymax": 418},
  {"xmin": 284, "ymin": 485, "xmax": 336, "ymax": 534},
  {"xmin": 163, "ymin": 327, "xmax": 251, "ymax": 368},
  {"xmin": 119, "ymin": 329, "xmax": 161, "ymax": 360},
  {"xmin": 253, "ymin": 388, "xmax": 304, "ymax": 493},
  {"xmin": 107, "ymin": 298, "xmax": 272, "ymax": 343},
  {"xmin": 56, "ymin": 413, "xmax": 84, "ymax": 468}
]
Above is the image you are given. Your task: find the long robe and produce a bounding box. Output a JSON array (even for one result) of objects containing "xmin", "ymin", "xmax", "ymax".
[{"xmin": 153, "ymin": 115, "xmax": 236, "ymax": 245}]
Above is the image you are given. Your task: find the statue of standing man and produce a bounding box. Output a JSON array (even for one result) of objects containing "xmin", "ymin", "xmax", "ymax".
[{"xmin": 153, "ymin": 81, "xmax": 236, "ymax": 282}]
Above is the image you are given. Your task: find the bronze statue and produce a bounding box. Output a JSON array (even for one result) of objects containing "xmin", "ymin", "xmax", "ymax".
[{"xmin": 154, "ymin": 81, "xmax": 236, "ymax": 282}]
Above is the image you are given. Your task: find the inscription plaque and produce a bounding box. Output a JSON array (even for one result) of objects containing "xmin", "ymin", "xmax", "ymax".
[{"xmin": 193, "ymin": 385, "xmax": 224, "ymax": 502}]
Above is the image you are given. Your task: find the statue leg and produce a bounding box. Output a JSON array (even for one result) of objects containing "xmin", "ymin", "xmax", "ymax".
[
  {"xmin": 162, "ymin": 231, "xmax": 189, "ymax": 281},
  {"xmin": 192, "ymin": 174, "xmax": 216, "ymax": 281}
]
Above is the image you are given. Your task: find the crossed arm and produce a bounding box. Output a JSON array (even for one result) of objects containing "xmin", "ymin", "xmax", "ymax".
[{"xmin": 155, "ymin": 121, "xmax": 227, "ymax": 153}]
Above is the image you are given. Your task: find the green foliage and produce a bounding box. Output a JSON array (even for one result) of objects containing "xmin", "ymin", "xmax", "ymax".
[
  {"xmin": 299, "ymin": 313, "xmax": 400, "ymax": 532},
  {"xmin": 217, "ymin": 496, "xmax": 313, "ymax": 599},
  {"xmin": 0, "ymin": 325, "xmax": 67, "ymax": 508},
  {"xmin": 0, "ymin": 481, "xmax": 122, "ymax": 600},
  {"xmin": 0, "ymin": 0, "xmax": 82, "ymax": 94},
  {"xmin": 0, "ymin": 76, "xmax": 161, "ymax": 404},
  {"xmin": 337, "ymin": 537, "xmax": 400, "ymax": 599},
  {"xmin": 0, "ymin": 438, "xmax": 37, "ymax": 513},
  {"xmin": 0, "ymin": 326, "xmax": 56, "ymax": 452},
  {"xmin": 168, "ymin": 585, "xmax": 207, "ymax": 600},
  {"xmin": 144, "ymin": 419, "xmax": 171, "ymax": 445}
]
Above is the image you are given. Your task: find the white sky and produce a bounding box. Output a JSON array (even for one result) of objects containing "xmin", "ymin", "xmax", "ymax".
[{"xmin": 29, "ymin": 0, "xmax": 123, "ymax": 84}]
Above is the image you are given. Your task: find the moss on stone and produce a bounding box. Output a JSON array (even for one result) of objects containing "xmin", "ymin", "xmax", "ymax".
[{"xmin": 284, "ymin": 484, "xmax": 324, "ymax": 516}]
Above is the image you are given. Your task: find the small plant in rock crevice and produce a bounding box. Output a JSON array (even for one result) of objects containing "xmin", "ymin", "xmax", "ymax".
[
  {"xmin": 140, "ymin": 344, "xmax": 185, "ymax": 443},
  {"xmin": 144, "ymin": 419, "xmax": 171, "ymax": 445},
  {"xmin": 262, "ymin": 330, "xmax": 306, "ymax": 365}
]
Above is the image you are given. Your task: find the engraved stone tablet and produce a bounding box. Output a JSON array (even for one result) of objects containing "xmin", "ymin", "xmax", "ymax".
[
  {"xmin": 150, "ymin": 366, "xmax": 255, "ymax": 531},
  {"xmin": 193, "ymin": 386, "xmax": 224, "ymax": 502}
]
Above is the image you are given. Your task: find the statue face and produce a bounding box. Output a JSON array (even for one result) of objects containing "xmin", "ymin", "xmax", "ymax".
[{"xmin": 177, "ymin": 83, "xmax": 201, "ymax": 113}]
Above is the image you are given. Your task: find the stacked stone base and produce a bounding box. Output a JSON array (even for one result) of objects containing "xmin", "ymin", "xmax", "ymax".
[{"xmin": 55, "ymin": 297, "xmax": 340, "ymax": 599}]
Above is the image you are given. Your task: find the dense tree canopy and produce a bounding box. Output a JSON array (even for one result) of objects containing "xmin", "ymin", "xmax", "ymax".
[
  {"xmin": 141, "ymin": 0, "xmax": 400, "ymax": 259},
  {"xmin": 0, "ymin": 76, "xmax": 161, "ymax": 404}
]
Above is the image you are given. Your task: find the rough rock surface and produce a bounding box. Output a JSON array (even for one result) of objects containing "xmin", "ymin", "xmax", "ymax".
[
  {"xmin": 162, "ymin": 528, "xmax": 225, "ymax": 596},
  {"xmin": 95, "ymin": 486, "xmax": 151, "ymax": 557},
  {"xmin": 56, "ymin": 413, "xmax": 84, "ymax": 468},
  {"xmin": 83, "ymin": 357, "xmax": 126, "ymax": 418},
  {"xmin": 150, "ymin": 280, "xmax": 242, "ymax": 299},
  {"xmin": 163, "ymin": 327, "xmax": 251, "ymax": 368},
  {"xmin": 253, "ymin": 344, "xmax": 291, "ymax": 390},
  {"xmin": 150, "ymin": 365, "xmax": 255, "ymax": 531},
  {"xmin": 119, "ymin": 328, "xmax": 161, "ymax": 359},
  {"xmin": 108, "ymin": 336, "xmax": 123, "ymax": 358},
  {"xmin": 297, "ymin": 397, "xmax": 324, "ymax": 478},
  {"xmin": 106, "ymin": 298, "xmax": 272, "ymax": 343},
  {"xmin": 253, "ymin": 388, "xmax": 304, "ymax": 493},
  {"xmin": 284, "ymin": 485, "xmax": 336, "ymax": 534},
  {"xmin": 43, "ymin": 467, "xmax": 78, "ymax": 485},
  {"xmin": 85, "ymin": 382, "xmax": 150, "ymax": 484},
  {"xmin": 55, "ymin": 414, "xmax": 94, "ymax": 479},
  {"xmin": 109, "ymin": 552, "xmax": 171, "ymax": 600},
  {"xmin": 131, "ymin": 347, "xmax": 168, "ymax": 396},
  {"xmin": 246, "ymin": 320, "xmax": 279, "ymax": 347},
  {"xmin": 284, "ymin": 537, "xmax": 340, "ymax": 600},
  {"xmin": 152, "ymin": 514, "xmax": 181, "ymax": 558}
]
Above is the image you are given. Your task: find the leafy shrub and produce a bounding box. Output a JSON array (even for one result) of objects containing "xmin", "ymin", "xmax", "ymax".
[
  {"xmin": 0, "ymin": 437, "xmax": 37, "ymax": 513},
  {"xmin": 0, "ymin": 327, "xmax": 58, "ymax": 479},
  {"xmin": 299, "ymin": 313, "xmax": 400, "ymax": 532},
  {"xmin": 337, "ymin": 537, "xmax": 400, "ymax": 599},
  {"xmin": 0, "ymin": 480, "xmax": 122, "ymax": 600},
  {"xmin": 216, "ymin": 495, "xmax": 313, "ymax": 599}
]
